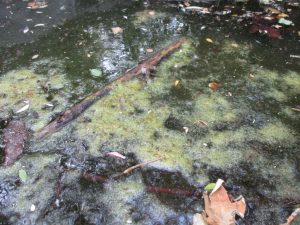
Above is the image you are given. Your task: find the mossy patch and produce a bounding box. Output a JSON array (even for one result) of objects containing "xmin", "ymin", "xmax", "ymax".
[
  {"xmin": 258, "ymin": 122, "xmax": 296, "ymax": 145},
  {"xmin": 0, "ymin": 69, "xmax": 69, "ymax": 131},
  {"xmin": 0, "ymin": 153, "xmax": 58, "ymax": 217},
  {"xmin": 75, "ymin": 79, "xmax": 193, "ymax": 173},
  {"xmin": 191, "ymin": 93, "xmax": 237, "ymax": 124}
]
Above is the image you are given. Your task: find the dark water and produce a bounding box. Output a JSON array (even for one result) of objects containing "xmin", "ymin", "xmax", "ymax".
[{"xmin": 0, "ymin": 1, "xmax": 300, "ymax": 225}]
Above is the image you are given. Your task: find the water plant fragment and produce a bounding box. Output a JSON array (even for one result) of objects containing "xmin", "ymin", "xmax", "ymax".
[{"xmin": 18, "ymin": 169, "xmax": 28, "ymax": 182}]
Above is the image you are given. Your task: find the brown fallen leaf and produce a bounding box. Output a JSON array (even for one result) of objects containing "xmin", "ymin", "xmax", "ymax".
[
  {"xmin": 202, "ymin": 179, "xmax": 246, "ymax": 225},
  {"xmin": 27, "ymin": 1, "xmax": 48, "ymax": 9},
  {"xmin": 3, "ymin": 120, "xmax": 28, "ymax": 166},
  {"xmin": 208, "ymin": 82, "xmax": 220, "ymax": 91},
  {"xmin": 111, "ymin": 27, "xmax": 123, "ymax": 34}
]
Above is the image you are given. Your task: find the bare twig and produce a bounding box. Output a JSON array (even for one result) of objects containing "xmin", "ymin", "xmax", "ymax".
[
  {"xmin": 122, "ymin": 157, "xmax": 162, "ymax": 175},
  {"xmin": 281, "ymin": 208, "xmax": 300, "ymax": 225}
]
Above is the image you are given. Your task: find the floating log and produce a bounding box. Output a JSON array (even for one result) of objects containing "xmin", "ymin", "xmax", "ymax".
[
  {"xmin": 37, "ymin": 38, "xmax": 186, "ymax": 139},
  {"xmin": 3, "ymin": 120, "xmax": 28, "ymax": 166}
]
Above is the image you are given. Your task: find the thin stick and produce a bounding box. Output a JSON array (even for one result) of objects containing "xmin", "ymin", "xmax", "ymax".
[
  {"xmin": 122, "ymin": 157, "xmax": 162, "ymax": 175},
  {"xmin": 291, "ymin": 108, "xmax": 300, "ymax": 112},
  {"xmin": 281, "ymin": 208, "xmax": 300, "ymax": 225}
]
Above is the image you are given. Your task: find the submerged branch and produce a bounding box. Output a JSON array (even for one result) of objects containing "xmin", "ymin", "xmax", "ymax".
[{"xmin": 36, "ymin": 38, "xmax": 186, "ymax": 139}]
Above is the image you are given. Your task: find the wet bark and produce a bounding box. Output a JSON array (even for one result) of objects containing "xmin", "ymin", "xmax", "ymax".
[{"xmin": 37, "ymin": 38, "xmax": 186, "ymax": 139}]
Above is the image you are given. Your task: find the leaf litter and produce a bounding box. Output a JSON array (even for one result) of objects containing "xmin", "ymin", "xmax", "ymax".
[{"xmin": 194, "ymin": 179, "xmax": 246, "ymax": 225}]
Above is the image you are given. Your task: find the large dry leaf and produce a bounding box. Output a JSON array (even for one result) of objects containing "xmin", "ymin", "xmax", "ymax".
[
  {"xmin": 3, "ymin": 120, "xmax": 28, "ymax": 166},
  {"xmin": 202, "ymin": 179, "xmax": 246, "ymax": 225}
]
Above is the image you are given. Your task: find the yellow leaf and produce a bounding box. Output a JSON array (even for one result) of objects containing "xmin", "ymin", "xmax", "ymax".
[
  {"xmin": 298, "ymin": 31, "xmax": 300, "ymax": 37},
  {"xmin": 231, "ymin": 43, "xmax": 239, "ymax": 48},
  {"xmin": 267, "ymin": 7, "xmax": 281, "ymax": 14},
  {"xmin": 206, "ymin": 38, "xmax": 213, "ymax": 43},
  {"xmin": 277, "ymin": 13, "xmax": 289, "ymax": 18},
  {"xmin": 174, "ymin": 80, "xmax": 180, "ymax": 86}
]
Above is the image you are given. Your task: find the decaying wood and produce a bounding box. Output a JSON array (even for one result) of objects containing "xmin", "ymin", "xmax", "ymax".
[
  {"xmin": 37, "ymin": 38, "xmax": 186, "ymax": 139},
  {"xmin": 3, "ymin": 120, "xmax": 28, "ymax": 166}
]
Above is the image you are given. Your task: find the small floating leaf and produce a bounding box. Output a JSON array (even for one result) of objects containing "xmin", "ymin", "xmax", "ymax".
[
  {"xmin": 16, "ymin": 104, "xmax": 29, "ymax": 114},
  {"xmin": 111, "ymin": 27, "xmax": 123, "ymax": 34},
  {"xmin": 276, "ymin": 13, "xmax": 289, "ymax": 18},
  {"xmin": 174, "ymin": 80, "xmax": 180, "ymax": 86},
  {"xmin": 206, "ymin": 38, "xmax": 213, "ymax": 43},
  {"xmin": 146, "ymin": 48, "xmax": 154, "ymax": 53},
  {"xmin": 19, "ymin": 169, "xmax": 27, "ymax": 182},
  {"xmin": 208, "ymin": 82, "xmax": 220, "ymax": 91},
  {"xmin": 89, "ymin": 69, "xmax": 102, "ymax": 77},
  {"xmin": 204, "ymin": 183, "xmax": 216, "ymax": 191},
  {"xmin": 31, "ymin": 54, "xmax": 39, "ymax": 59}
]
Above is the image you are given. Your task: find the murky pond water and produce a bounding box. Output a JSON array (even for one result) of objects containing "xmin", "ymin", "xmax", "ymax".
[{"xmin": 0, "ymin": 1, "xmax": 300, "ymax": 224}]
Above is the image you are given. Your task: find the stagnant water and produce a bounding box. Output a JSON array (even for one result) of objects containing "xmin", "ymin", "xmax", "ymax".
[{"xmin": 0, "ymin": 1, "xmax": 300, "ymax": 224}]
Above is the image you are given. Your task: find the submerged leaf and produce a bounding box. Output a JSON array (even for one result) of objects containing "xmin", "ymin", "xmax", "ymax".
[{"xmin": 18, "ymin": 169, "xmax": 27, "ymax": 182}]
